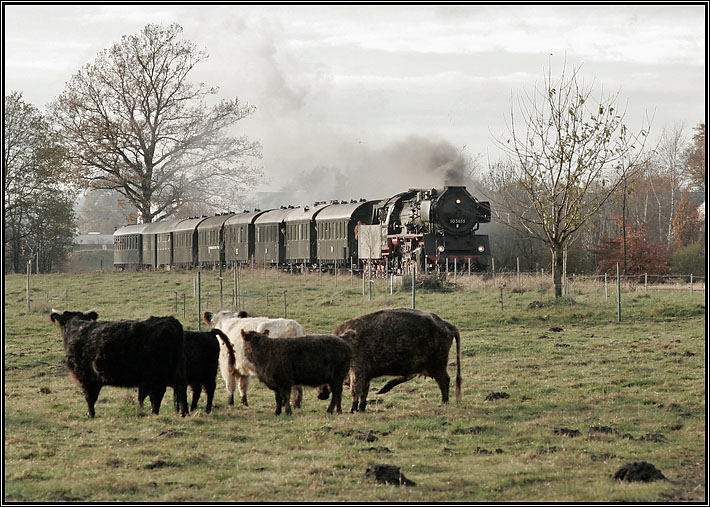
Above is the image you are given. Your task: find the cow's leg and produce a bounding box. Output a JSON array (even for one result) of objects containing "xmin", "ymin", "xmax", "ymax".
[
  {"xmin": 349, "ymin": 373, "xmax": 360, "ymax": 413},
  {"xmin": 273, "ymin": 390, "xmax": 283, "ymax": 415},
  {"xmin": 281, "ymin": 387, "xmax": 293, "ymax": 416},
  {"xmin": 148, "ymin": 385, "xmax": 166, "ymax": 415},
  {"xmin": 204, "ymin": 379, "xmax": 216, "ymax": 414},
  {"xmin": 190, "ymin": 385, "xmax": 201, "ymax": 412},
  {"xmin": 219, "ymin": 350, "xmax": 236, "ymax": 405},
  {"xmin": 350, "ymin": 374, "xmax": 370, "ymax": 413},
  {"xmin": 432, "ymin": 369, "xmax": 451, "ymax": 403},
  {"xmin": 327, "ymin": 380, "xmax": 343, "ymax": 414},
  {"xmin": 358, "ymin": 381, "xmax": 371, "ymax": 412},
  {"xmin": 83, "ymin": 382, "xmax": 101, "ymax": 418},
  {"xmin": 377, "ymin": 374, "xmax": 416, "ymax": 394},
  {"xmin": 291, "ymin": 385, "xmax": 303, "ymax": 409},
  {"xmin": 137, "ymin": 384, "xmax": 148, "ymax": 409},
  {"xmin": 175, "ymin": 383, "xmax": 188, "ymax": 417},
  {"xmin": 237, "ymin": 373, "xmax": 250, "ymax": 406}
]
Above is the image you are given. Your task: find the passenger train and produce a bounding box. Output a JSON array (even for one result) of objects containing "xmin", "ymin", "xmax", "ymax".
[{"xmin": 113, "ymin": 186, "xmax": 491, "ymax": 273}]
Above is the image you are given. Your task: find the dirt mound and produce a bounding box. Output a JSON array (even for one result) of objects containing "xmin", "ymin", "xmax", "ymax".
[
  {"xmin": 613, "ymin": 461, "xmax": 666, "ymax": 482},
  {"xmin": 528, "ymin": 301, "xmax": 546, "ymax": 309},
  {"xmin": 365, "ymin": 464, "xmax": 416, "ymax": 486},
  {"xmin": 484, "ymin": 392, "xmax": 510, "ymax": 401},
  {"xmin": 553, "ymin": 427, "xmax": 580, "ymax": 437}
]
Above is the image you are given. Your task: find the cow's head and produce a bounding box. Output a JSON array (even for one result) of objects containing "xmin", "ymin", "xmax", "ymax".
[
  {"xmin": 204, "ymin": 310, "xmax": 247, "ymax": 328},
  {"xmin": 315, "ymin": 384, "xmax": 331, "ymax": 400},
  {"xmin": 240, "ymin": 328, "xmax": 269, "ymax": 343},
  {"xmin": 338, "ymin": 329, "xmax": 357, "ymax": 341},
  {"xmin": 50, "ymin": 309, "xmax": 98, "ymax": 328}
]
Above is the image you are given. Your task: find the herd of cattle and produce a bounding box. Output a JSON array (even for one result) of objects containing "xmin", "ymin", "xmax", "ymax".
[{"xmin": 49, "ymin": 307, "xmax": 462, "ymax": 417}]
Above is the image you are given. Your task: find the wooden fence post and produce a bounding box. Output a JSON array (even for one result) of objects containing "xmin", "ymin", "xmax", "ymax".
[
  {"xmin": 197, "ymin": 272, "xmax": 202, "ymax": 331},
  {"xmin": 26, "ymin": 260, "xmax": 31, "ymax": 313},
  {"xmin": 616, "ymin": 264, "xmax": 621, "ymax": 323},
  {"xmin": 411, "ymin": 267, "xmax": 416, "ymax": 309}
]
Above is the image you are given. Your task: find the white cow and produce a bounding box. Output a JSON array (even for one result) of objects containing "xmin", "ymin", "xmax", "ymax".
[{"xmin": 202, "ymin": 310, "xmax": 305, "ymax": 408}]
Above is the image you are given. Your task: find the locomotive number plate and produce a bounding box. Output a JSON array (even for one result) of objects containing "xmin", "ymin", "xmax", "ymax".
[{"xmin": 449, "ymin": 218, "xmax": 467, "ymax": 224}]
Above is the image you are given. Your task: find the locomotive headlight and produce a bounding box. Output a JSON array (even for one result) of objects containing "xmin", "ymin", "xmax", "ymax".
[
  {"xmin": 456, "ymin": 199, "xmax": 461, "ymax": 204},
  {"xmin": 437, "ymin": 245, "xmax": 445, "ymax": 253},
  {"xmin": 477, "ymin": 245, "xmax": 485, "ymax": 253}
]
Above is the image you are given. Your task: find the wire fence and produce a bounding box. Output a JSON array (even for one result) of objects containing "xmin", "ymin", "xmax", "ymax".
[{"xmin": 31, "ymin": 261, "xmax": 705, "ymax": 330}]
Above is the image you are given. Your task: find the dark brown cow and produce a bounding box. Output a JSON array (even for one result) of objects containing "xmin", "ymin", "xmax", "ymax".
[
  {"xmin": 240, "ymin": 329, "xmax": 353, "ymax": 415},
  {"xmin": 333, "ymin": 308, "xmax": 461, "ymax": 412}
]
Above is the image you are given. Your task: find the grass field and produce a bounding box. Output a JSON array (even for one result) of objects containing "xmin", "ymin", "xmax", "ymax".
[{"xmin": 3, "ymin": 269, "xmax": 706, "ymax": 502}]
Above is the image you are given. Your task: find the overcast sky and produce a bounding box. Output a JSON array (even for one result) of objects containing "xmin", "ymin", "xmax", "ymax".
[{"xmin": 4, "ymin": 4, "xmax": 707, "ymax": 206}]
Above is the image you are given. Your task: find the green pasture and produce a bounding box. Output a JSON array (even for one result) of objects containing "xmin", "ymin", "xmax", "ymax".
[{"xmin": 3, "ymin": 270, "xmax": 706, "ymax": 502}]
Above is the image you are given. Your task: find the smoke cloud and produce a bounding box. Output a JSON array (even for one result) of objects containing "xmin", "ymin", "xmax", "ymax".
[{"xmin": 273, "ymin": 136, "xmax": 472, "ymax": 206}]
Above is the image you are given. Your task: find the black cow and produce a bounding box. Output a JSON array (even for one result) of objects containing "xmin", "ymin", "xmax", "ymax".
[
  {"xmin": 333, "ymin": 308, "xmax": 461, "ymax": 412},
  {"xmin": 240, "ymin": 329, "xmax": 353, "ymax": 415},
  {"xmin": 50, "ymin": 310, "xmax": 188, "ymax": 417},
  {"xmin": 138, "ymin": 329, "xmax": 235, "ymax": 414}
]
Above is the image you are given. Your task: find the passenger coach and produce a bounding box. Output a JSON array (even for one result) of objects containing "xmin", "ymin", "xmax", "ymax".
[
  {"xmin": 315, "ymin": 199, "xmax": 377, "ymax": 265},
  {"xmin": 283, "ymin": 202, "xmax": 332, "ymax": 267}
]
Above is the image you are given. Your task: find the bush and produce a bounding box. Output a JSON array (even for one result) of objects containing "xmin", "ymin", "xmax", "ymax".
[{"xmin": 670, "ymin": 242, "xmax": 705, "ymax": 276}]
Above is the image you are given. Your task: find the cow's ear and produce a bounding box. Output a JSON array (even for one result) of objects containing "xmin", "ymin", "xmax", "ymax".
[
  {"xmin": 237, "ymin": 310, "xmax": 248, "ymax": 318},
  {"xmin": 86, "ymin": 311, "xmax": 98, "ymax": 321},
  {"xmin": 50, "ymin": 312, "xmax": 60, "ymax": 323},
  {"xmin": 203, "ymin": 312, "xmax": 213, "ymax": 325},
  {"xmin": 341, "ymin": 329, "xmax": 356, "ymax": 340},
  {"xmin": 262, "ymin": 329, "xmax": 270, "ymax": 336},
  {"xmin": 240, "ymin": 329, "xmax": 247, "ymax": 338}
]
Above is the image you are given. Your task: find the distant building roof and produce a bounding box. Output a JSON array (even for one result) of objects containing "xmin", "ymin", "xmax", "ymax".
[{"xmin": 75, "ymin": 234, "xmax": 114, "ymax": 245}]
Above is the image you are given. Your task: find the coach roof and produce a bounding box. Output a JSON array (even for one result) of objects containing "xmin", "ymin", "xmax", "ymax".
[
  {"xmin": 173, "ymin": 217, "xmax": 209, "ymax": 232},
  {"xmin": 254, "ymin": 208, "xmax": 293, "ymax": 225},
  {"xmin": 283, "ymin": 202, "xmax": 332, "ymax": 223},
  {"xmin": 142, "ymin": 218, "xmax": 183, "ymax": 234},
  {"xmin": 113, "ymin": 223, "xmax": 149, "ymax": 236},
  {"xmin": 315, "ymin": 200, "xmax": 379, "ymax": 222},
  {"xmin": 197, "ymin": 214, "xmax": 236, "ymax": 230},
  {"xmin": 224, "ymin": 209, "xmax": 271, "ymax": 226}
]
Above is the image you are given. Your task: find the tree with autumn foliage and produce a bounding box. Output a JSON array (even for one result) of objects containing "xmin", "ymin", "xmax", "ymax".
[
  {"xmin": 685, "ymin": 123, "xmax": 705, "ymax": 192},
  {"xmin": 593, "ymin": 217, "xmax": 670, "ymax": 276},
  {"xmin": 671, "ymin": 191, "xmax": 701, "ymax": 249}
]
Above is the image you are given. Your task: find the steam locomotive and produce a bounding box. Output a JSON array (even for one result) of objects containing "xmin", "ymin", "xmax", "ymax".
[{"xmin": 113, "ymin": 185, "xmax": 491, "ymax": 273}]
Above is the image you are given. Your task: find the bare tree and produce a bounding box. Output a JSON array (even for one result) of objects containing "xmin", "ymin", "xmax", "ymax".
[
  {"xmin": 51, "ymin": 23, "xmax": 262, "ymax": 223},
  {"xmin": 488, "ymin": 65, "xmax": 650, "ymax": 297},
  {"xmin": 654, "ymin": 124, "xmax": 688, "ymax": 248}
]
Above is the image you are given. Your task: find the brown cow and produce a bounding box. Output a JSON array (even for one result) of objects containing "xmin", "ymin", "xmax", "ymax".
[
  {"xmin": 334, "ymin": 308, "xmax": 461, "ymax": 412},
  {"xmin": 240, "ymin": 329, "xmax": 353, "ymax": 415}
]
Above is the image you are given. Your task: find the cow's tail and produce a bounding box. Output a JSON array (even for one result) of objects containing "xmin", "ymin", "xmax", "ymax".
[
  {"xmin": 453, "ymin": 325, "xmax": 462, "ymax": 403},
  {"xmin": 213, "ymin": 329, "xmax": 236, "ymax": 371}
]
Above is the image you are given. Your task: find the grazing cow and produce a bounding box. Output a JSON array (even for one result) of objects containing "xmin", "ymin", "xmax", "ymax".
[
  {"xmin": 50, "ymin": 310, "xmax": 188, "ymax": 417},
  {"xmin": 202, "ymin": 310, "xmax": 306, "ymax": 408},
  {"xmin": 240, "ymin": 329, "xmax": 353, "ymax": 415},
  {"xmin": 333, "ymin": 308, "xmax": 461, "ymax": 413},
  {"xmin": 138, "ymin": 329, "xmax": 235, "ymax": 414}
]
